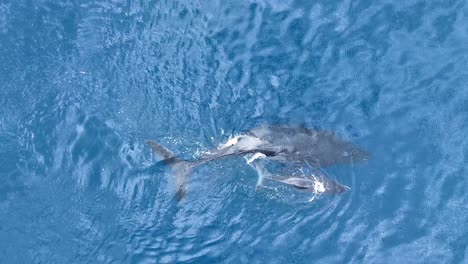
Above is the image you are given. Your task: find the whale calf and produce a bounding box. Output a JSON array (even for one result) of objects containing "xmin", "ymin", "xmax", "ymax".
[
  {"xmin": 246, "ymin": 153, "xmax": 350, "ymax": 195},
  {"xmin": 147, "ymin": 125, "xmax": 369, "ymax": 200}
]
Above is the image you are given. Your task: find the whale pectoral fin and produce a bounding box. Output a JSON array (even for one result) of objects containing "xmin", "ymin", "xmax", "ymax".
[
  {"xmin": 244, "ymin": 153, "xmax": 269, "ymax": 191},
  {"xmin": 252, "ymin": 161, "xmax": 269, "ymax": 191},
  {"xmin": 256, "ymin": 170, "xmax": 266, "ymax": 191},
  {"xmin": 246, "ymin": 152, "xmax": 267, "ymax": 163}
]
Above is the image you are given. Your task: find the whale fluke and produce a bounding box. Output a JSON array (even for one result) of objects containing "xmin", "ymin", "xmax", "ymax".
[
  {"xmin": 147, "ymin": 140, "xmax": 177, "ymax": 163},
  {"xmin": 147, "ymin": 140, "xmax": 191, "ymax": 201}
]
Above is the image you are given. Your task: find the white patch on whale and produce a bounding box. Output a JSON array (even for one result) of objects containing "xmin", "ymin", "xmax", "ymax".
[
  {"xmin": 246, "ymin": 152, "xmax": 267, "ymax": 164},
  {"xmin": 314, "ymin": 180, "xmax": 326, "ymax": 193},
  {"xmin": 220, "ymin": 136, "xmax": 240, "ymax": 148},
  {"xmin": 218, "ymin": 135, "xmax": 266, "ymax": 151}
]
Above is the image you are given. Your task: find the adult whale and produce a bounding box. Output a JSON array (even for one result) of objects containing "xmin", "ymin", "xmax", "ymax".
[{"xmin": 147, "ymin": 125, "xmax": 370, "ymax": 200}]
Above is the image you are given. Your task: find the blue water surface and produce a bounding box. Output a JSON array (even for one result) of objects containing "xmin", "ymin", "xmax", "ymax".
[{"xmin": 1, "ymin": 0, "xmax": 467, "ymax": 263}]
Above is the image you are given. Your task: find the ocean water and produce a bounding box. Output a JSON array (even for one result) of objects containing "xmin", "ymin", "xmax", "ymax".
[{"xmin": 1, "ymin": 0, "xmax": 467, "ymax": 263}]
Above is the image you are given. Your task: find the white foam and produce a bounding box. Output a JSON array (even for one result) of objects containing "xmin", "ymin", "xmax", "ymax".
[{"xmin": 270, "ymin": 75, "xmax": 280, "ymax": 88}]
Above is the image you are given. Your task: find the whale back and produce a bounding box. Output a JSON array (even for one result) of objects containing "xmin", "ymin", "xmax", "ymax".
[{"xmin": 248, "ymin": 125, "xmax": 371, "ymax": 167}]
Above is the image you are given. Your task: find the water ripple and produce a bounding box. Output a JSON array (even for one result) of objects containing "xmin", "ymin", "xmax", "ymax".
[{"xmin": 1, "ymin": 0, "xmax": 467, "ymax": 263}]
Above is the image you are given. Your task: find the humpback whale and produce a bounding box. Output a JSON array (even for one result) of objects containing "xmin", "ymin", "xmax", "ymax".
[
  {"xmin": 147, "ymin": 125, "xmax": 369, "ymax": 200},
  {"xmin": 246, "ymin": 153, "xmax": 350, "ymax": 195}
]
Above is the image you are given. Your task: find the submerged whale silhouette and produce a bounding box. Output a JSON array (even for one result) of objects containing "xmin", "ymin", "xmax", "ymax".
[{"xmin": 147, "ymin": 125, "xmax": 370, "ymax": 200}]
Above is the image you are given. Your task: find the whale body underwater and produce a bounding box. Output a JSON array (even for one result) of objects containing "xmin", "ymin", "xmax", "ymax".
[{"xmin": 147, "ymin": 125, "xmax": 370, "ymax": 200}]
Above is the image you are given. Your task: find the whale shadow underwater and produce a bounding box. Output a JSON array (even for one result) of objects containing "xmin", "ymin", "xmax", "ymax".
[{"xmin": 147, "ymin": 125, "xmax": 370, "ymax": 201}]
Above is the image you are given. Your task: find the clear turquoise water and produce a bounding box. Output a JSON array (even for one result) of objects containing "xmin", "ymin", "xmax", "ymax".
[{"xmin": 1, "ymin": 1, "xmax": 467, "ymax": 263}]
